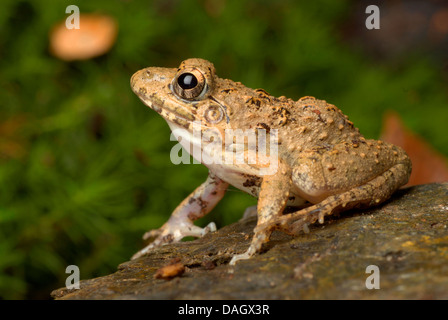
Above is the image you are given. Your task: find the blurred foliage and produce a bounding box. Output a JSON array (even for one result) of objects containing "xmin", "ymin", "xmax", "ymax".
[{"xmin": 0, "ymin": 0, "xmax": 447, "ymax": 299}]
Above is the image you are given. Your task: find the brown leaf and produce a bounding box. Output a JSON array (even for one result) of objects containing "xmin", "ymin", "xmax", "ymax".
[
  {"xmin": 154, "ymin": 258, "xmax": 185, "ymax": 280},
  {"xmin": 380, "ymin": 111, "xmax": 448, "ymax": 186}
]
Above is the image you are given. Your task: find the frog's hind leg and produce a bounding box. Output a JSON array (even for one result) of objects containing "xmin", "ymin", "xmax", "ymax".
[{"xmin": 270, "ymin": 162, "xmax": 411, "ymax": 235}]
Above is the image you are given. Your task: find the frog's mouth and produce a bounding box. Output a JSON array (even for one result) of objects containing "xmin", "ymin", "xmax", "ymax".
[
  {"xmin": 131, "ymin": 68, "xmax": 197, "ymax": 129},
  {"xmin": 141, "ymin": 92, "xmax": 197, "ymax": 128}
]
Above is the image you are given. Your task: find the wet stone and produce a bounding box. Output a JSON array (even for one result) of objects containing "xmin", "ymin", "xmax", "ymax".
[{"xmin": 51, "ymin": 183, "xmax": 448, "ymax": 300}]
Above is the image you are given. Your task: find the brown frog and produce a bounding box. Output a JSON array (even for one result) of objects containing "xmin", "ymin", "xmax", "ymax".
[{"xmin": 130, "ymin": 58, "xmax": 411, "ymax": 265}]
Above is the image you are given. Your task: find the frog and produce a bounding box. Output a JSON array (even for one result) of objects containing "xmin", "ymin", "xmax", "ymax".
[{"xmin": 130, "ymin": 58, "xmax": 412, "ymax": 265}]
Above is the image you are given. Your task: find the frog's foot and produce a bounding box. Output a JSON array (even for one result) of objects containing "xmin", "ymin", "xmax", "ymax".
[
  {"xmin": 229, "ymin": 226, "xmax": 271, "ymax": 265},
  {"xmin": 279, "ymin": 207, "xmax": 327, "ymax": 235},
  {"xmin": 229, "ymin": 251, "xmax": 254, "ymax": 265},
  {"xmin": 131, "ymin": 221, "xmax": 217, "ymax": 260}
]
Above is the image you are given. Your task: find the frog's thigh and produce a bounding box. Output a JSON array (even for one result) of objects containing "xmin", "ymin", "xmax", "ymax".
[
  {"xmin": 292, "ymin": 143, "xmax": 398, "ymax": 203},
  {"xmin": 275, "ymin": 160, "xmax": 411, "ymax": 235}
]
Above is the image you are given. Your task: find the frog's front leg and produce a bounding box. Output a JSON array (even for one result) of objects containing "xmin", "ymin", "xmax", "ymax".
[
  {"xmin": 229, "ymin": 162, "xmax": 292, "ymax": 265},
  {"xmin": 132, "ymin": 172, "xmax": 228, "ymax": 260}
]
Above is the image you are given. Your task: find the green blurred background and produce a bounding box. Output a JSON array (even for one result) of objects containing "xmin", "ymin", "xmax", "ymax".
[{"xmin": 0, "ymin": 0, "xmax": 447, "ymax": 299}]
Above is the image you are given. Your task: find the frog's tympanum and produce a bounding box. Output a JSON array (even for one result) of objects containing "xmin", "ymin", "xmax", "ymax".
[{"xmin": 130, "ymin": 58, "xmax": 411, "ymax": 265}]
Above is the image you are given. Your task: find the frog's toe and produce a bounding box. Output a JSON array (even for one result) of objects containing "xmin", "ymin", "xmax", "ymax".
[
  {"xmin": 201, "ymin": 222, "xmax": 217, "ymax": 235},
  {"xmin": 132, "ymin": 231, "xmax": 179, "ymax": 259},
  {"xmin": 132, "ymin": 222, "xmax": 217, "ymax": 260},
  {"xmin": 142, "ymin": 228, "xmax": 162, "ymax": 241},
  {"xmin": 131, "ymin": 243, "xmax": 155, "ymax": 260},
  {"xmin": 229, "ymin": 249, "xmax": 257, "ymax": 265},
  {"xmin": 229, "ymin": 230, "xmax": 269, "ymax": 265}
]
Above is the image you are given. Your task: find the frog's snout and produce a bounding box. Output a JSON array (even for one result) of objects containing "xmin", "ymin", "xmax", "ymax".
[
  {"xmin": 130, "ymin": 68, "xmax": 147, "ymax": 92},
  {"xmin": 130, "ymin": 69, "xmax": 141, "ymax": 92}
]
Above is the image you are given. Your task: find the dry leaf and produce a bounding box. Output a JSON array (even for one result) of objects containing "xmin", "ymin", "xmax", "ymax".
[
  {"xmin": 380, "ymin": 111, "xmax": 448, "ymax": 186},
  {"xmin": 154, "ymin": 258, "xmax": 185, "ymax": 280}
]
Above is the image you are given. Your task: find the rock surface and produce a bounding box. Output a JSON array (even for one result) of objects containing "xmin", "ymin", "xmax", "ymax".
[{"xmin": 52, "ymin": 183, "xmax": 448, "ymax": 300}]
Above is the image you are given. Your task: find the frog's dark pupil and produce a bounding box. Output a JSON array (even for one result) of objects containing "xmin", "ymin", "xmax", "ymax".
[{"xmin": 178, "ymin": 73, "xmax": 198, "ymax": 90}]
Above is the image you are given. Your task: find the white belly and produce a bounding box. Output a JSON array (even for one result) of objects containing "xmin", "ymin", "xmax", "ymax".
[{"xmin": 167, "ymin": 121, "xmax": 306, "ymax": 206}]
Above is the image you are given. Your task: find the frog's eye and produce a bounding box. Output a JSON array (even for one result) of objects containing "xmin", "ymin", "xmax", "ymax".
[
  {"xmin": 172, "ymin": 69, "xmax": 206, "ymax": 101},
  {"xmin": 177, "ymin": 73, "xmax": 197, "ymax": 89}
]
